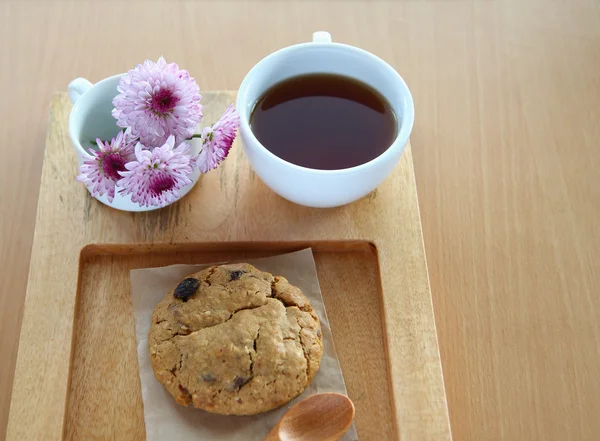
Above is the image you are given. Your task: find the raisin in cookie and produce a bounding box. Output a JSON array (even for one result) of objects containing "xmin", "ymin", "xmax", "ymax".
[{"xmin": 148, "ymin": 263, "xmax": 323, "ymax": 415}]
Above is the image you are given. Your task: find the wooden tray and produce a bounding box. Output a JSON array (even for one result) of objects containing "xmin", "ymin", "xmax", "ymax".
[{"xmin": 6, "ymin": 92, "xmax": 452, "ymax": 441}]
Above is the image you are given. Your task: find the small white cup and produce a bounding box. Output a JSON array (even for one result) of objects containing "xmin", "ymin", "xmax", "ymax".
[
  {"xmin": 236, "ymin": 31, "xmax": 415, "ymax": 208},
  {"xmin": 67, "ymin": 74, "xmax": 201, "ymax": 212}
]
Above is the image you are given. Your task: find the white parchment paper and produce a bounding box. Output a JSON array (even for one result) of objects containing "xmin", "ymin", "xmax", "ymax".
[{"xmin": 130, "ymin": 249, "xmax": 359, "ymax": 440}]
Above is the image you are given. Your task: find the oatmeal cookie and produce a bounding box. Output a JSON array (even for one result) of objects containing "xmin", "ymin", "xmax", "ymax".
[{"xmin": 148, "ymin": 263, "xmax": 323, "ymax": 415}]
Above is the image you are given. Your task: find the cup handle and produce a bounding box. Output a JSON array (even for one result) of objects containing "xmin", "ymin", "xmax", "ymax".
[
  {"xmin": 312, "ymin": 31, "xmax": 332, "ymax": 43},
  {"xmin": 68, "ymin": 78, "xmax": 94, "ymax": 104}
]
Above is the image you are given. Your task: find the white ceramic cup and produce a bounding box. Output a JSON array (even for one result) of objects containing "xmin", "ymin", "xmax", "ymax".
[
  {"xmin": 236, "ymin": 31, "xmax": 415, "ymax": 208},
  {"xmin": 67, "ymin": 74, "xmax": 201, "ymax": 212}
]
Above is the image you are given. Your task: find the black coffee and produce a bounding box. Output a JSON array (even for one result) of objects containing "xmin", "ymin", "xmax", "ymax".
[{"xmin": 249, "ymin": 73, "xmax": 397, "ymax": 170}]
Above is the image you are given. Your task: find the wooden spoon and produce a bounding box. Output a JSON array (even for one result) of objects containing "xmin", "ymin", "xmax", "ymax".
[{"xmin": 263, "ymin": 393, "xmax": 355, "ymax": 441}]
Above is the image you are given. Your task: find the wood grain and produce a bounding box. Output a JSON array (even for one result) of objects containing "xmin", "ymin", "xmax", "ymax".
[
  {"xmin": 6, "ymin": 92, "xmax": 448, "ymax": 441},
  {"xmin": 1, "ymin": 1, "xmax": 599, "ymax": 440}
]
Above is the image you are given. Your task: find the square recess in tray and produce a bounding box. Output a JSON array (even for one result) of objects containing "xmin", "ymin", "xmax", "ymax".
[{"xmin": 64, "ymin": 241, "xmax": 395, "ymax": 441}]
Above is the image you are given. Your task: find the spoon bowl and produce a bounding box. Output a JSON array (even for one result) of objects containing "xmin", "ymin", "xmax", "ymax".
[{"xmin": 263, "ymin": 393, "xmax": 355, "ymax": 441}]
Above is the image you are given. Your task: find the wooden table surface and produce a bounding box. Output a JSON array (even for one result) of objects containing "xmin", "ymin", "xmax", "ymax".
[{"xmin": 1, "ymin": 1, "xmax": 598, "ymax": 440}]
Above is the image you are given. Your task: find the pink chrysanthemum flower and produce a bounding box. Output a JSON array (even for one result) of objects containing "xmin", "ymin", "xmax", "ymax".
[
  {"xmin": 195, "ymin": 104, "xmax": 240, "ymax": 173},
  {"xmin": 112, "ymin": 57, "xmax": 203, "ymax": 147},
  {"xmin": 117, "ymin": 135, "xmax": 194, "ymax": 208},
  {"xmin": 76, "ymin": 129, "xmax": 137, "ymax": 202}
]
